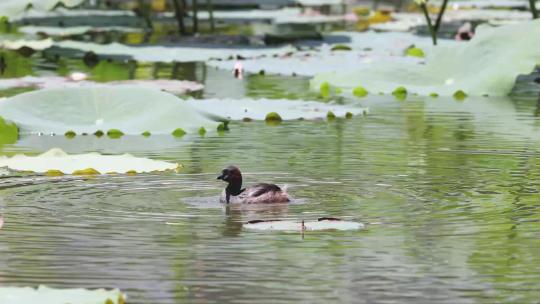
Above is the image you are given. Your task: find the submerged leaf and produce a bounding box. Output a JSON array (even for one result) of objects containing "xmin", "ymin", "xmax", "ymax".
[
  {"xmin": 392, "ymin": 86, "xmax": 408, "ymax": 100},
  {"xmin": 265, "ymin": 112, "xmax": 283, "ymax": 122},
  {"xmin": 107, "ymin": 129, "xmax": 124, "ymax": 139},
  {"xmin": 45, "ymin": 170, "xmax": 64, "ymax": 177},
  {"xmin": 0, "ymin": 148, "xmax": 179, "ymax": 175},
  {"xmin": 0, "ymin": 116, "xmax": 18, "ymax": 145},
  {"xmin": 405, "ymin": 46, "xmax": 425, "ymax": 58},
  {"xmin": 320, "ymin": 81, "xmax": 331, "ymax": 98},
  {"xmin": 64, "ymin": 130, "xmax": 76, "ymax": 138},
  {"xmin": 353, "ymin": 86, "xmax": 368, "ymax": 98},
  {"xmin": 331, "ymin": 44, "xmax": 352, "ymax": 51},
  {"xmin": 327, "ymin": 111, "xmax": 336, "ymax": 120},
  {"xmin": 172, "ymin": 128, "xmax": 186, "ymax": 137},
  {"xmin": 198, "ymin": 127, "xmax": 207, "ymax": 136},
  {"xmin": 453, "ymin": 90, "xmax": 468, "ymax": 100},
  {"xmin": 73, "ymin": 168, "xmax": 101, "ymax": 176}
]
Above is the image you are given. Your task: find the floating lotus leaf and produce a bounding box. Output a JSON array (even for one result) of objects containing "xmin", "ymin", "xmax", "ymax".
[
  {"xmin": 186, "ymin": 98, "xmax": 366, "ymax": 121},
  {"xmin": 0, "ymin": 285, "xmax": 125, "ymax": 304},
  {"xmin": 53, "ymin": 40, "xmax": 297, "ymax": 63},
  {"xmin": 207, "ymin": 31, "xmax": 442, "ymax": 77},
  {"xmin": 0, "ymin": 77, "xmax": 204, "ymax": 95},
  {"xmin": 0, "ymin": 148, "xmax": 179, "ymax": 175},
  {"xmin": 19, "ymin": 25, "xmax": 141, "ymax": 37},
  {"xmin": 0, "ymin": 38, "xmax": 53, "ymax": 51},
  {"xmin": 0, "ymin": 0, "xmax": 86, "ymax": 20},
  {"xmin": 244, "ymin": 219, "xmax": 365, "ymax": 231},
  {"xmin": 312, "ymin": 20, "xmax": 540, "ymax": 96},
  {"xmin": 0, "ymin": 87, "xmax": 222, "ymax": 135}
]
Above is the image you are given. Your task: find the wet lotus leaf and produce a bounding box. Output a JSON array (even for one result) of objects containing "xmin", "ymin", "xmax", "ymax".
[
  {"xmin": 0, "ymin": 285, "xmax": 126, "ymax": 304},
  {"xmin": 0, "ymin": 116, "xmax": 18, "ymax": 145},
  {"xmin": 126, "ymin": 170, "xmax": 137, "ymax": 176},
  {"xmin": 107, "ymin": 129, "xmax": 124, "ymax": 139},
  {"xmin": 405, "ymin": 46, "xmax": 425, "ymax": 58},
  {"xmin": 311, "ymin": 20, "xmax": 540, "ymax": 96},
  {"xmin": 198, "ymin": 127, "xmax": 207, "ymax": 136},
  {"xmin": 0, "ymin": 87, "xmax": 222, "ymax": 135},
  {"xmin": 392, "ymin": 86, "xmax": 408, "ymax": 100},
  {"xmin": 353, "ymin": 86, "xmax": 368, "ymax": 98},
  {"xmin": 187, "ymin": 98, "xmax": 366, "ymax": 121},
  {"xmin": 172, "ymin": 128, "xmax": 186, "ymax": 137},
  {"xmin": 331, "ymin": 44, "xmax": 352, "ymax": 51},
  {"xmin": 453, "ymin": 90, "xmax": 468, "ymax": 100},
  {"xmin": 141, "ymin": 131, "xmax": 151, "ymax": 137},
  {"xmin": 244, "ymin": 219, "xmax": 365, "ymax": 231},
  {"xmin": 64, "ymin": 130, "xmax": 76, "ymax": 138},
  {"xmin": 265, "ymin": 112, "xmax": 283, "ymax": 122},
  {"xmin": 0, "ymin": 148, "xmax": 178, "ymax": 175}
]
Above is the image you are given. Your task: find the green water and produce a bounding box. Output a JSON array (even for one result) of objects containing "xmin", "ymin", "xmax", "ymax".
[{"xmin": 0, "ymin": 54, "xmax": 540, "ymax": 303}]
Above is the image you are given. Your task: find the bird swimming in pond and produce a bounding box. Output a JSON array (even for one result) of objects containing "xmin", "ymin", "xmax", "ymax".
[{"xmin": 217, "ymin": 165, "xmax": 290, "ymax": 204}]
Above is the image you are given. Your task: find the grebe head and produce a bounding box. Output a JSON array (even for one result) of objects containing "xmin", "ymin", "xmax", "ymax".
[{"xmin": 217, "ymin": 165, "xmax": 242, "ymax": 184}]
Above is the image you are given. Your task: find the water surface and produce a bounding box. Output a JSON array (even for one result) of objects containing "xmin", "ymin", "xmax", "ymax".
[{"xmin": 1, "ymin": 67, "xmax": 540, "ymax": 303}]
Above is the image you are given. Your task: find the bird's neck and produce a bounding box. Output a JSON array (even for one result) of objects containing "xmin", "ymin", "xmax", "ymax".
[{"xmin": 226, "ymin": 178, "xmax": 243, "ymax": 196}]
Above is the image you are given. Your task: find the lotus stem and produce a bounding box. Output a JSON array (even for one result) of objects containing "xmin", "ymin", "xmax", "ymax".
[
  {"xmin": 420, "ymin": 4, "xmax": 437, "ymax": 45},
  {"xmin": 192, "ymin": 0, "xmax": 199, "ymax": 34},
  {"xmin": 434, "ymin": 0, "xmax": 449, "ymax": 33},
  {"xmin": 206, "ymin": 0, "xmax": 215, "ymax": 32},
  {"xmin": 171, "ymin": 0, "xmax": 187, "ymax": 35},
  {"xmin": 530, "ymin": 0, "xmax": 539, "ymax": 18}
]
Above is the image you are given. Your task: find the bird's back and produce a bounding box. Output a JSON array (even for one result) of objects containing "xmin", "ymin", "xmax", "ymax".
[{"xmin": 221, "ymin": 183, "xmax": 290, "ymax": 204}]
